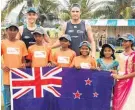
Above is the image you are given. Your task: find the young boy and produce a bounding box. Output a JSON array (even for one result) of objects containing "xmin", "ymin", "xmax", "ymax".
[
  {"xmin": 52, "ymin": 34, "xmax": 76, "ymax": 67},
  {"xmin": 1, "ymin": 23, "xmax": 28, "ymax": 110},
  {"xmin": 27, "ymin": 27, "xmax": 52, "ymax": 67}
]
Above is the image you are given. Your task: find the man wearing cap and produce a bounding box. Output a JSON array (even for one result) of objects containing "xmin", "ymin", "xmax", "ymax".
[
  {"xmin": 1, "ymin": 23, "xmax": 28, "ymax": 110},
  {"xmin": 52, "ymin": 34, "xmax": 76, "ymax": 67},
  {"xmin": 16, "ymin": 7, "xmax": 50, "ymax": 48},
  {"xmin": 51, "ymin": 3, "xmax": 96, "ymax": 57},
  {"xmin": 27, "ymin": 27, "xmax": 52, "ymax": 67}
]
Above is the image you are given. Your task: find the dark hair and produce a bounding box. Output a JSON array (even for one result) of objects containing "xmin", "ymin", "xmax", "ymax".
[
  {"xmin": 71, "ymin": 3, "xmax": 81, "ymax": 10},
  {"xmin": 100, "ymin": 46, "xmax": 116, "ymax": 60},
  {"xmin": 79, "ymin": 47, "xmax": 91, "ymax": 56},
  {"xmin": 131, "ymin": 42, "xmax": 134, "ymax": 50},
  {"xmin": 33, "ymin": 33, "xmax": 44, "ymax": 37},
  {"xmin": 6, "ymin": 26, "xmax": 19, "ymax": 31}
]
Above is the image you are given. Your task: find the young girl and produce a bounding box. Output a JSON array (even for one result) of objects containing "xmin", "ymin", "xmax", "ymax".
[
  {"xmin": 111, "ymin": 34, "xmax": 135, "ymax": 110},
  {"xmin": 97, "ymin": 44, "xmax": 119, "ymax": 71},
  {"xmin": 70, "ymin": 41, "xmax": 96, "ymax": 69}
]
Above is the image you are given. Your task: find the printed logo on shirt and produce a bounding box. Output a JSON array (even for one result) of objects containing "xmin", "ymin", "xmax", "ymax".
[
  {"xmin": 7, "ymin": 47, "xmax": 20, "ymax": 55},
  {"xmin": 77, "ymin": 30, "xmax": 84, "ymax": 34},
  {"xmin": 80, "ymin": 63, "xmax": 91, "ymax": 69},
  {"xmin": 34, "ymin": 51, "xmax": 46, "ymax": 58},
  {"xmin": 58, "ymin": 56, "xmax": 70, "ymax": 64},
  {"xmin": 68, "ymin": 30, "xmax": 74, "ymax": 33},
  {"xmin": 74, "ymin": 26, "xmax": 77, "ymax": 28},
  {"xmin": 24, "ymin": 36, "xmax": 30, "ymax": 39},
  {"xmin": 71, "ymin": 36, "xmax": 79, "ymax": 38}
]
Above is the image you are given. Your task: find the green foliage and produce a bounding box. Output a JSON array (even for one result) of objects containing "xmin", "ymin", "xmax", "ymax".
[
  {"xmin": 60, "ymin": 0, "xmax": 95, "ymax": 21},
  {"xmin": 1, "ymin": 0, "xmax": 60, "ymax": 24},
  {"xmin": 92, "ymin": 0, "xmax": 133, "ymax": 19}
]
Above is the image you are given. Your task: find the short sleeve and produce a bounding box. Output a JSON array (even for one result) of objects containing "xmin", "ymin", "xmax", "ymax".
[
  {"xmin": 48, "ymin": 48, "xmax": 53, "ymax": 62},
  {"xmin": 96, "ymin": 58, "xmax": 100, "ymax": 64},
  {"xmin": 113, "ymin": 61, "xmax": 119, "ymax": 70},
  {"xmin": 22, "ymin": 42, "xmax": 28, "ymax": 57},
  {"xmin": 26, "ymin": 47, "xmax": 32, "ymax": 60},
  {"xmin": 73, "ymin": 51, "xmax": 76, "ymax": 57},
  {"xmin": 71, "ymin": 51, "xmax": 76, "ymax": 61},
  {"xmin": 51, "ymin": 52, "xmax": 58, "ymax": 66},
  {"xmin": 113, "ymin": 61, "xmax": 119, "ymax": 67},
  {"xmin": 91, "ymin": 57, "xmax": 97, "ymax": 68},
  {"xmin": 70, "ymin": 57, "xmax": 75, "ymax": 68}
]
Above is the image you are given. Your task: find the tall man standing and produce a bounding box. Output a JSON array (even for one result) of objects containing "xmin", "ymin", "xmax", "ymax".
[{"xmin": 51, "ymin": 3, "xmax": 96, "ymax": 57}]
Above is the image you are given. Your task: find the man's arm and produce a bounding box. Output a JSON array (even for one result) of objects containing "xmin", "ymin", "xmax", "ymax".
[
  {"xmin": 40, "ymin": 27, "xmax": 51, "ymax": 44},
  {"xmin": 44, "ymin": 34, "xmax": 50, "ymax": 43},
  {"xmin": 51, "ymin": 23, "xmax": 67, "ymax": 49},
  {"xmin": 86, "ymin": 25, "xmax": 96, "ymax": 57}
]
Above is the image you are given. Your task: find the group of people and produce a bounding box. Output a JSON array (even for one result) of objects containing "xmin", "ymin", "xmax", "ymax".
[{"xmin": 1, "ymin": 3, "xmax": 135, "ymax": 110}]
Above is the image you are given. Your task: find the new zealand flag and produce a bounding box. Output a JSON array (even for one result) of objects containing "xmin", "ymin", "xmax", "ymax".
[{"xmin": 10, "ymin": 67, "xmax": 114, "ymax": 110}]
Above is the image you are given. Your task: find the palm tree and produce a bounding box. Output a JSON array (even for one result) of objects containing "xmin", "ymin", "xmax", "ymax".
[
  {"xmin": 1, "ymin": 0, "xmax": 60, "ymax": 26},
  {"xmin": 60, "ymin": 0, "xmax": 96, "ymax": 21},
  {"xmin": 132, "ymin": 8, "xmax": 135, "ymax": 18},
  {"xmin": 92, "ymin": 0, "xmax": 133, "ymax": 19},
  {"xmin": 36, "ymin": 0, "xmax": 60, "ymax": 26},
  {"xmin": 1, "ymin": 0, "xmax": 24, "ymax": 22}
]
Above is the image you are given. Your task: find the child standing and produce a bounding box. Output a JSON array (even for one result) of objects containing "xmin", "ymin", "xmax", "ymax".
[
  {"xmin": 70, "ymin": 41, "xmax": 96, "ymax": 69},
  {"xmin": 52, "ymin": 34, "xmax": 76, "ymax": 67},
  {"xmin": 97, "ymin": 44, "xmax": 119, "ymax": 71},
  {"xmin": 111, "ymin": 34, "xmax": 135, "ymax": 110},
  {"xmin": 1, "ymin": 23, "xmax": 28, "ymax": 110},
  {"xmin": 27, "ymin": 28, "xmax": 52, "ymax": 67}
]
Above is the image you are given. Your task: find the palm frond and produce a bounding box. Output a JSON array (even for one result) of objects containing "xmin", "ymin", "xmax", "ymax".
[
  {"xmin": 7, "ymin": 0, "xmax": 24, "ymax": 13},
  {"xmin": 92, "ymin": 5, "xmax": 117, "ymax": 19}
]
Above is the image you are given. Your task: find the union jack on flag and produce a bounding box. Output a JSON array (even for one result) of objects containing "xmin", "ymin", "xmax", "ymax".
[{"xmin": 10, "ymin": 67, "xmax": 62, "ymax": 99}]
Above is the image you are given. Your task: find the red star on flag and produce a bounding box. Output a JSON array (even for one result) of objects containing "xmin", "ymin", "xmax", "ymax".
[
  {"xmin": 85, "ymin": 78, "xmax": 92, "ymax": 85},
  {"xmin": 73, "ymin": 90, "xmax": 82, "ymax": 99},
  {"xmin": 93, "ymin": 92, "xmax": 99, "ymax": 97}
]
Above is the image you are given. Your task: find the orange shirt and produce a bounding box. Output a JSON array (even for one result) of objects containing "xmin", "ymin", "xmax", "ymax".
[
  {"xmin": 1, "ymin": 39, "xmax": 28, "ymax": 85},
  {"xmin": 27, "ymin": 44, "xmax": 51, "ymax": 67},
  {"xmin": 70, "ymin": 56, "xmax": 96, "ymax": 69},
  {"xmin": 52, "ymin": 48, "xmax": 76, "ymax": 67}
]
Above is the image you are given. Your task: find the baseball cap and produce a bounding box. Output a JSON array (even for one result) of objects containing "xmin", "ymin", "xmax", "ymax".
[
  {"xmin": 102, "ymin": 44, "xmax": 115, "ymax": 51},
  {"xmin": 59, "ymin": 34, "xmax": 71, "ymax": 42},
  {"xmin": 33, "ymin": 28, "xmax": 44, "ymax": 35},
  {"xmin": 79, "ymin": 41, "xmax": 91, "ymax": 49},
  {"xmin": 118, "ymin": 33, "xmax": 135, "ymax": 43},
  {"xmin": 6, "ymin": 23, "xmax": 19, "ymax": 30},
  {"xmin": 27, "ymin": 7, "xmax": 37, "ymax": 13}
]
